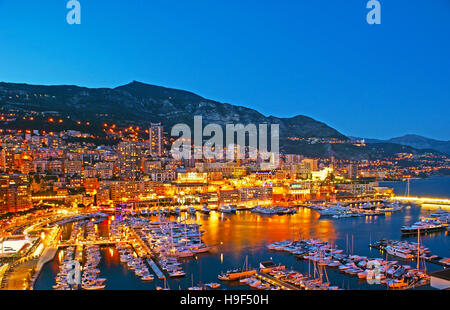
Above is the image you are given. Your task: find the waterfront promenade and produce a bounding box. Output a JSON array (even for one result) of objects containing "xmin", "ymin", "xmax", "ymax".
[{"xmin": 392, "ymin": 196, "xmax": 450, "ymax": 207}]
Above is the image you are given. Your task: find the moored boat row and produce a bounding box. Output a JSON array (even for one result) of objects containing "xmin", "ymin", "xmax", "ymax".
[{"xmin": 267, "ymin": 238, "xmax": 430, "ymax": 289}]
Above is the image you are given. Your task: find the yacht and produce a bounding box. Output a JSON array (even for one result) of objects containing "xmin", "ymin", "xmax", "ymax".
[
  {"xmin": 385, "ymin": 245, "xmax": 414, "ymax": 260},
  {"xmin": 200, "ymin": 205, "xmax": 210, "ymax": 214},
  {"xmin": 218, "ymin": 205, "xmax": 237, "ymax": 213},
  {"xmin": 401, "ymin": 217, "xmax": 448, "ymax": 235},
  {"xmin": 169, "ymin": 270, "xmax": 186, "ymax": 277},
  {"xmin": 205, "ymin": 282, "xmax": 221, "ymax": 289}
]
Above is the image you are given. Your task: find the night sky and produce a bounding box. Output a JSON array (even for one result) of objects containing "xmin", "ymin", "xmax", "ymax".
[{"xmin": 0, "ymin": 0, "xmax": 449, "ymax": 140}]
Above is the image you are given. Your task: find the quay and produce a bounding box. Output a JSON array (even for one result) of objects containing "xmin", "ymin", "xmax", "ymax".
[
  {"xmin": 339, "ymin": 199, "xmax": 386, "ymax": 207},
  {"xmin": 391, "ymin": 196, "xmax": 450, "ymax": 208},
  {"xmin": 30, "ymin": 247, "xmax": 58, "ymax": 289},
  {"xmin": 57, "ymin": 240, "xmax": 129, "ymax": 247},
  {"xmin": 128, "ymin": 225, "xmax": 166, "ymax": 279},
  {"xmin": 369, "ymin": 243, "xmax": 450, "ymax": 267},
  {"xmin": 146, "ymin": 258, "xmax": 165, "ymax": 280},
  {"xmin": 255, "ymin": 272, "xmax": 300, "ymax": 290}
]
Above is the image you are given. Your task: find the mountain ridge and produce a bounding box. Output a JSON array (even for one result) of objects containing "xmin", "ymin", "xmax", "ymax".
[
  {"xmin": 0, "ymin": 80, "xmax": 347, "ymax": 138},
  {"xmin": 352, "ymin": 134, "xmax": 450, "ymax": 155},
  {"xmin": 0, "ymin": 81, "xmax": 445, "ymax": 159}
]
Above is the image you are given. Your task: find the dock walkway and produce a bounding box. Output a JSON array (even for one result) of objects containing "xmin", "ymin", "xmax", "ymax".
[
  {"xmin": 146, "ymin": 258, "xmax": 165, "ymax": 280},
  {"xmin": 256, "ymin": 272, "xmax": 300, "ymax": 290}
]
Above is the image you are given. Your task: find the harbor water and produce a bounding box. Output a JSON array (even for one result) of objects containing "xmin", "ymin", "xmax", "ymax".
[{"xmin": 34, "ymin": 177, "xmax": 450, "ymax": 290}]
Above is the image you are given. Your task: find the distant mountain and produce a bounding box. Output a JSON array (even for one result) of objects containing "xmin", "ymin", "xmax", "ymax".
[
  {"xmin": 0, "ymin": 81, "xmax": 353, "ymax": 156},
  {"xmin": 0, "ymin": 81, "xmax": 446, "ymax": 159},
  {"xmin": 0, "ymin": 81, "xmax": 345, "ymax": 138},
  {"xmin": 357, "ymin": 134, "xmax": 450, "ymax": 155},
  {"xmin": 388, "ymin": 135, "xmax": 450, "ymax": 155}
]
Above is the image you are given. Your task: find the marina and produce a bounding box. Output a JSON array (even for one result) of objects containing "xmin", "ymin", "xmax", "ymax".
[
  {"xmin": 1, "ymin": 0, "xmax": 449, "ymax": 299},
  {"xmin": 267, "ymin": 238, "xmax": 431, "ymax": 289},
  {"xmin": 32, "ymin": 180, "xmax": 450, "ymax": 290}
]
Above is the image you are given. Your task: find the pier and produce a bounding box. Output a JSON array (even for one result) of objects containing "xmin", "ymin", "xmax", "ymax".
[
  {"xmin": 255, "ymin": 272, "xmax": 300, "ymax": 290},
  {"xmin": 392, "ymin": 196, "xmax": 450, "ymax": 208},
  {"xmin": 57, "ymin": 240, "xmax": 129, "ymax": 247},
  {"xmin": 146, "ymin": 258, "xmax": 165, "ymax": 280},
  {"xmin": 30, "ymin": 247, "xmax": 58, "ymax": 289}
]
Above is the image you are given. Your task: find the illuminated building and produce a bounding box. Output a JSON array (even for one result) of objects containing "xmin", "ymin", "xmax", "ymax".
[
  {"xmin": 83, "ymin": 177, "xmax": 99, "ymax": 194},
  {"xmin": 147, "ymin": 169, "xmax": 176, "ymax": 182},
  {"xmin": 149, "ymin": 123, "xmax": 164, "ymax": 157},
  {"xmin": 0, "ymin": 148, "xmax": 14, "ymax": 172},
  {"xmin": 69, "ymin": 177, "xmax": 82, "ymax": 188},
  {"xmin": 83, "ymin": 166, "xmax": 97, "ymax": 178},
  {"xmin": 117, "ymin": 142, "xmax": 144, "ymax": 179},
  {"xmin": 143, "ymin": 159, "xmax": 162, "ymax": 173},
  {"xmin": 95, "ymin": 162, "xmax": 114, "ymax": 180},
  {"xmin": 0, "ymin": 177, "xmax": 7, "ymax": 213},
  {"xmin": 207, "ymin": 171, "xmax": 223, "ymax": 181},
  {"xmin": 284, "ymin": 182, "xmax": 312, "ymax": 201},
  {"xmin": 284, "ymin": 154, "xmax": 303, "ymax": 164},
  {"xmin": 33, "ymin": 160, "xmax": 48, "ymax": 174},
  {"xmin": 219, "ymin": 189, "xmax": 240, "ymax": 204},
  {"xmin": 239, "ymin": 187, "xmax": 273, "ymax": 202},
  {"xmin": 347, "ymin": 164, "xmax": 358, "ymax": 179},
  {"xmin": 96, "ymin": 186, "xmax": 111, "ymax": 204},
  {"xmin": 176, "ymin": 172, "xmax": 208, "ymax": 184},
  {"xmin": 311, "ymin": 167, "xmax": 333, "ymax": 181},
  {"xmin": 360, "ymin": 170, "xmax": 386, "ymax": 179},
  {"xmin": 302, "ymin": 158, "xmax": 319, "ymax": 171},
  {"xmin": 253, "ymin": 171, "xmax": 273, "ymax": 181},
  {"xmin": 48, "ymin": 159, "xmax": 64, "ymax": 175},
  {"xmin": 195, "ymin": 162, "xmax": 247, "ymax": 178},
  {"xmin": 64, "ymin": 160, "xmax": 82, "ymax": 176},
  {"xmin": 108, "ymin": 180, "xmax": 154, "ymax": 201},
  {"xmin": 0, "ymin": 174, "xmax": 32, "ymax": 214},
  {"xmin": 336, "ymin": 182, "xmax": 377, "ymax": 196}
]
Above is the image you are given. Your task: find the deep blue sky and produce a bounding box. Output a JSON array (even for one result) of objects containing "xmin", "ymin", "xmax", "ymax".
[{"xmin": 0, "ymin": 0, "xmax": 449, "ymax": 140}]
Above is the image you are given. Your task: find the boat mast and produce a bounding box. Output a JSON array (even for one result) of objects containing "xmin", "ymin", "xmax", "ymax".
[
  {"xmin": 308, "ymin": 257, "xmax": 311, "ymax": 278},
  {"xmin": 417, "ymin": 228, "xmax": 420, "ymax": 270},
  {"xmin": 405, "ymin": 178, "xmax": 410, "ymax": 197},
  {"xmin": 352, "ymin": 234, "xmax": 354, "ymax": 255},
  {"xmin": 346, "ymin": 233, "xmax": 348, "ymax": 254},
  {"xmin": 324, "ymin": 266, "xmax": 329, "ymax": 284},
  {"xmin": 242, "ymin": 255, "xmax": 248, "ymax": 272}
]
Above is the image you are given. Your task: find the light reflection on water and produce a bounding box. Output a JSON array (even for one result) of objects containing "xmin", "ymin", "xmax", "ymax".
[
  {"xmin": 34, "ymin": 204, "xmax": 449, "ymax": 290},
  {"xmin": 33, "ymin": 175, "xmax": 450, "ymax": 290}
]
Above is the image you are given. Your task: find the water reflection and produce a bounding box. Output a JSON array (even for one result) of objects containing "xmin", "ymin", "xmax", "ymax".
[{"xmin": 35, "ymin": 205, "xmax": 450, "ymax": 290}]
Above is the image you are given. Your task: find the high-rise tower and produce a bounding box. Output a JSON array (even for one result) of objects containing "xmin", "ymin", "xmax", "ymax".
[{"xmin": 149, "ymin": 123, "xmax": 163, "ymax": 157}]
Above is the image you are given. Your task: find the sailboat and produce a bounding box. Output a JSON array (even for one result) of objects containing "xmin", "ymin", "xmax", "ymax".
[
  {"xmin": 188, "ymin": 274, "xmax": 204, "ymax": 290},
  {"xmin": 156, "ymin": 278, "xmax": 170, "ymax": 290},
  {"xmin": 407, "ymin": 228, "xmax": 430, "ymax": 288},
  {"xmin": 218, "ymin": 256, "xmax": 257, "ymax": 281}
]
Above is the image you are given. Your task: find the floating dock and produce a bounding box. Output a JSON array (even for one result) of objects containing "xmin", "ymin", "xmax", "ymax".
[
  {"xmin": 256, "ymin": 272, "xmax": 300, "ymax": 290},
  {"xmin": 146, "ymin": 258, "xmax": 165, "ymax": 280}
]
